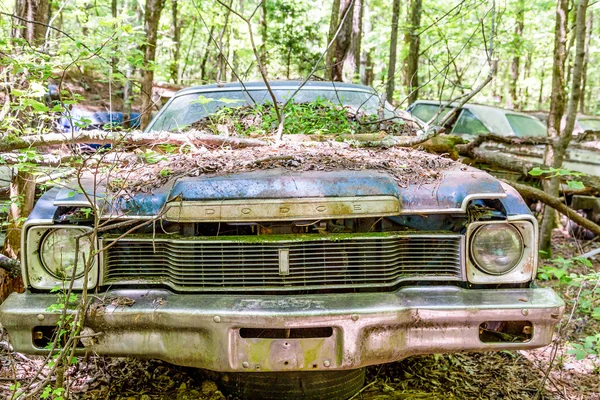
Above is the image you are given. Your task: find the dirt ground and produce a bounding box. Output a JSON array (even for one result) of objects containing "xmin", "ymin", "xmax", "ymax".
[{"xmin": 0, "ymin": 229, "xmax": 598, "ymax": 400}]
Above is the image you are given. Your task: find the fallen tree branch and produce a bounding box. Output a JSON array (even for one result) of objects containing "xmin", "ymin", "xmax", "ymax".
[
  {"xmin": 461, "ymin": 134, "xmax": 556, "ymax": 153},
  {"xmin": 0, "ymin": 255, "xmax": 21, "ymax": 277},
  {"xmin": 503, "ymin": 179, "xmax": 600, "ymax": 237},
  {"xmin": 366, "ymin": 128, "xmax": 443, "ymax": 148},
  {"xmin": 459, "ymin": 145, "xmax": 600, "ymax": 192},
  {"xmin": 0, "ymin": 130, "xmax": 268, "ymax": 152}
]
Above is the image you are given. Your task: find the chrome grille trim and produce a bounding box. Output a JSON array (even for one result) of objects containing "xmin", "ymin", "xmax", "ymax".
[{"xmin": 100, "ymin": 233, "xmax": 464, "ymax": 292}]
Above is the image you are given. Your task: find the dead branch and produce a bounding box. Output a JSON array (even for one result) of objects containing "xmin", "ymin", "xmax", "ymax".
[
  {"xmin": 366, "ymin": 128, "xmax": 443, "ymax": 147},
  {"xmin": 461, "ymin": 146, "xmax": 600, "ymax": 192},
  {"xmin": 0, "ymin": 255, "xmax": 21, "ymax": 277},
  {"xmin": 461, "ymin": 134, "xmax": 556, "ymax": 153},
  {"xmin": 504, "ymin": 180, "xmax": 600, "ymax": 237},
  {"xmin": 0, "ymin": 130, "xmax": 268, "ymax": 152}
]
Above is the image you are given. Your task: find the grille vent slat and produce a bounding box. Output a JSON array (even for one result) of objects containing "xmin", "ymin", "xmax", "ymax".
[{"xmin": 101, "ymin": 234, "xmax": 463, "ymax": 293}]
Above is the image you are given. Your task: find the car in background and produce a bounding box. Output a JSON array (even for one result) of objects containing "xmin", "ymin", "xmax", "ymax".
[
  {"xmin": 407, "ymin": 100, "xmax": 600, "ymax": 177},
  {"xmin": 407, "ymin": 100, "xmax": 547, "ymax": 139},
  {"xmin": 526, "ymin": 111, "xmax": 600, "ymax": 137},
  {"xmin": 59, "ymin": 107, "xmax": 141, "ymax": 133}
]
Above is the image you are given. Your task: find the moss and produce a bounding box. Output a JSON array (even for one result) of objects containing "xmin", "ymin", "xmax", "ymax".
[{"xmin": 103, "ymin": 230, "xmax": 452, "ymax": 243}]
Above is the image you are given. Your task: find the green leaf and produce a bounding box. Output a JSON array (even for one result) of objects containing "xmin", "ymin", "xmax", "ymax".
[
  {"xmin": 567, "ymin": 180, "xmax": 585, "ymax": 190},
  {"xmin": 528, "ymin": 167, "xmax": 545, "ymax": 176},
  {"xmin": 22, "ymin": 98, "xmax": 49, "ymax": 112}
]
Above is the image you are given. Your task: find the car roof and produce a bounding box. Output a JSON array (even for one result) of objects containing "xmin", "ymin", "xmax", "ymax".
[
  {"xmin": 174, "ymin": 80, "xmax": 378, "ymax": 96},
  {"xmin": 410, "ymin": 100, "xmax": 543, "ymax": 134}
]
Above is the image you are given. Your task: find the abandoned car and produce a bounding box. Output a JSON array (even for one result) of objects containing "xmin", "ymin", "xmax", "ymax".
[{"xmin": 0, "ymin": 82, "xmax": 565, "ymax": 399}]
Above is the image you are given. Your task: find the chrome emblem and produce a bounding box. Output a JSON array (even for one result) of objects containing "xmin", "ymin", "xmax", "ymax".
[{"xmin": 279, "ymin": 249, "xmax": 290, "ymax": 276}]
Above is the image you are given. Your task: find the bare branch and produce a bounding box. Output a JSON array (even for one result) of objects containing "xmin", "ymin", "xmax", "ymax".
[{"xmin": 0, "ymin": 130, "xmax": 267, "ymax": 152}]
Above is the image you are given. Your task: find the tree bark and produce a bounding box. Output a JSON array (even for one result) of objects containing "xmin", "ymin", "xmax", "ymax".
[
  {"xmin": 579, "ymin": 10, "xmax": 593, "ymax": 114},
  {"xmin": 325, "ymin": 0, "xmax": 341, "ymax": 80},
  {"xmin": 139, "ymin": 0, "xmax": 166, "ymax": 130},
  {"xmin": 12, "ymin": 0, "xmax": 50, "ymax": 46},
  {"xmin": 0, "ymin": 255, "xmax": 20, "ymax": 277},
  {"xmin": 216, "ymin": 1, "xmax": 232, "ymax": 82},
  {"xmin": 1, "ymin": 170, "xmax": 32, "ymax": 298},
  {"xmin": 332, "ymin": 0, "xmax": 354, "ymax": 81},
  {"xmin": 386, "ymin": 0, "xmax": 401, "ymax": 102},
  {"xmin": 259, "ymin": 0, "xmax": 268, "ymax": 70},
  {"xmin": 169, "ymin": 0, "xmax": 181, "ymax": 84},
  {"xmin": 539, "ymin": 0, "xmax": 570, "ymax": 256},
  {"xmin": 406, "ymin": 0, "xmax": 422, "ymax": 105},
  {"xmin": 359, "ymin": 0, "xmax": 371, "ymax": 85},
  {"xmin": 508, "ymin": 0, "xmax": 525, "ymax": 110},
  {"xmin": 342, "ymin": 0, "xmax": 362, "ymax": 81},
  {"xmin": 200, "ymin": 25, "xmax": 215, "ymax": 83}
]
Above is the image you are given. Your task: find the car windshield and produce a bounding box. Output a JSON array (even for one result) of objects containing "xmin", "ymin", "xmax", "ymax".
[
  {"xmin": 505, "ymin": 114, "xmax": 547, "ymax": 137},
  {"xmin": 578, "ymin": 118, "xmax": 600, "ymax": 131},
  {"xmin": 410, "ymin": 103, "xmax": 453, "ymax": 125},
  {"xmin": 148, "ymin": 87, "xmax": 394, "ymax": 132}
]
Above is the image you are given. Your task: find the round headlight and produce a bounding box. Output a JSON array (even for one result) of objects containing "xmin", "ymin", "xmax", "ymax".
[
  {"xmin": 40, "ymin": 228, "xmax": 92, "ymax": 279},
  {"xmin": 470, "ymin": 224, "xmax": 523, "ymax": 275}
]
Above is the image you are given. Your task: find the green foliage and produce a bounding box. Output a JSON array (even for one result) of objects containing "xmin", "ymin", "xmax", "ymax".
[
  {"xmin": 189, "ymin": 99, "xmax": 405, "ymax": 137},
  {"xmin": 538, "ymin": 255, "xmax": 600, "ymax": 361}
]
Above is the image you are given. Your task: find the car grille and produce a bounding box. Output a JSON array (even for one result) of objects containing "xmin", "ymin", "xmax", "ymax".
[{"xmin": 100, "ymin": 233, "xmax": 464, "ymax": 292}]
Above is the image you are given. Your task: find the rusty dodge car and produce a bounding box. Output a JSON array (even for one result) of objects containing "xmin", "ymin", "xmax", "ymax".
[{"xmin": 0, "ymin": 82, "xmax": 565, "ymax": 399}]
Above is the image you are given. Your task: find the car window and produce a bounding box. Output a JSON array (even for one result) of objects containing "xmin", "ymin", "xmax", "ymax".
[
  {"xmin": 410, "ymin": 104, "xmax": 453, "ymax": 124},
  {"xmin": 451, "ymin": 109, "xmax": 490, "ymax": 135},
  {"xmin": 578, "ymin": 118, "xmax": 600, "ymax": 131},
  {"xmin": 505, "ymin": 114, "xmax": 547, "ymax": 137},
  {"xmin": 148, "ymin": 88, "xmax": 396, "ymax": 132}
]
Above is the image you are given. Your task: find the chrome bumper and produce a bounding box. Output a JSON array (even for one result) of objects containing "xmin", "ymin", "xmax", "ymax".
[{"xmin": 0, "ymin": 287, "xmax": 564, "ymax": 372}]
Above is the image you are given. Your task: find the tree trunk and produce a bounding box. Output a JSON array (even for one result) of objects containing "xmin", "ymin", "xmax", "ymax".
[
  {"xmin": 406, "ymin": 0, "xmax": 422, "ymax": 105},
  {"xmin": 216, "ymin": 1, "xmax": 232, "ymax": 82},
  {"xmin": 325, "ymin": 0, "xmax": 341, "ymax": 80},
  {"xmin": 344, "ymin": 0, "xmax": 362, "ymax": 81},
  {"xmin": 364, "ymin": 49, "xmax": 374, "ymax": 86},
  {"xmin": 522, "ymin": 53, "xmax": 532, "ymax": 108},
  {"xmin": 386, "ymin": 0, "xmax": 401, "ymax": 102},
  {"xmin": 359, "ymin": 0, "xmax": 371, "ymax": 85},
  {"xmin": 332, "ymin": 0, "xmax": 354, "ymax": 81},
  {"xmin": 122, "ymin": 64, "xmax": 133, "ymax": 129},
  {"xmin": 200, "ymin": 25, "xmax": 214, "ymax": 83},
  {"xmin": 1, "ymin": 170, "xmax": 33, "ymax": 298},
  {"xmin": 169, "ymin": 0, "xmax": 181, "ymax": 84},
  {"xmin": 537, "ymin": 67, "xmax": 545, "ymax": 109},
  {"xmin": 12, "ymin": 0, "xmax": 50, "ymax": 46},
  {"xmin": 508, "ymin": 0, "xmax": 525, "ymax": 110},
  {"xmin": 540, "ymin": 0, "xmax": 588, "ymax": 257},
  {"xmin": 111, "ymin": 0, "xmax": 118, "ymax": 72},
  {"xmin": 579, "ymin": 10, "xmax": 593, "ymax": 114},
  {"xmin": 139, "ymin": 0, "xmax": 166, "ymax": 130},
  {"xmin": 564, "ymin": 6, "xmax": 578, "ymax": 92},
  {"xmin": 5, "ymin": 0, "xmax": 50, "ymax": 299},
  {"xmin": 259, "ymin": 0, "xmax": 268, "ymax": 70}
]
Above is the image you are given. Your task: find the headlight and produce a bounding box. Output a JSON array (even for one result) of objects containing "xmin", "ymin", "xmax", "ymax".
[
  {"xmin": 470, "ymin": 224, "xmax": 523, "ymax": 275},
  {"xmin": 40, "ymin": 228, "xmax": 93, "ymax": 279},
  {"xmin": 25, "ymin": 225, "xmax": 98, "ymax": 290}
]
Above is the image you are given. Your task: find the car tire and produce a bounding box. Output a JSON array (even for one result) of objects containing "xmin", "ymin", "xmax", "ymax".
[{"xmin": 215, "ymin": 368, "xmax": 366, "ymax": 400}]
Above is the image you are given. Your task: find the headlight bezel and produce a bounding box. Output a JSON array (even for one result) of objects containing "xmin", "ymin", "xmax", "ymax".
[
  {"xmin": 26, "ymin": 224, "xmax": 98, "ymax": 290},
  {"xmin": 469, "ymin": 223, "xmax": 524, "ymax": 275},
  {"xmin": 466, "ymin": 218, "xmax": 537, "ymax": 284}
]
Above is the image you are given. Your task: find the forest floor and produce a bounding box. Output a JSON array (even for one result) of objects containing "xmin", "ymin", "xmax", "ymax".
[{"xmin": 0, "ymin": 229, "xmax": 598, "ymax": 400}]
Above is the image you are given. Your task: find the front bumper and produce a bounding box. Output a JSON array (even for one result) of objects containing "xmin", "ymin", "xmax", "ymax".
[{"xmin": 0, "ymin": 286, "xmax": 564, "ymax": 372}]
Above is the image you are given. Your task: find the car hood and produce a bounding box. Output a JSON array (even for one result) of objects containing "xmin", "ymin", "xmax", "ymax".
[{"xmin": 39, "ymin": 166, "xmax": 518, "ymax": 221}]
